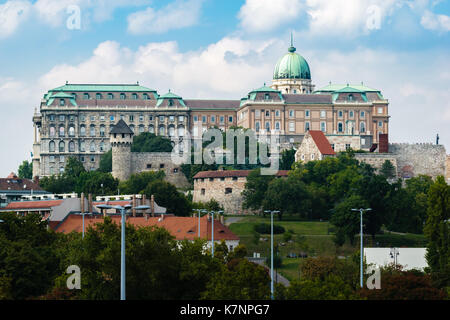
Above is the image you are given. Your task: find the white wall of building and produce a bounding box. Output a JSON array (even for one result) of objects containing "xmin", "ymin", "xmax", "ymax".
[{"xmin": 364, "ymin": 248, "xmax": 428, "ymax": 270}]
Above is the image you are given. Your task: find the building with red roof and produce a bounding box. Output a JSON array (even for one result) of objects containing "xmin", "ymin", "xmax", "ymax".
[
  {"xmin": 54, "ymin": 213, "xmax": 240, "ymax": 252},
  {"xmin": 295, "ymin": 130, "xmax": 336, "ymax": 163},
  {"xmin": 0, "ymin": 172, "xmax": 49, "ymax": 208}
]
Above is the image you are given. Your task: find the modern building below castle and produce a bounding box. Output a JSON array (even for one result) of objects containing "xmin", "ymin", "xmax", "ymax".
[{"xmin": 31, "ymin": 40, "xmax": 390, "ymax": 178}]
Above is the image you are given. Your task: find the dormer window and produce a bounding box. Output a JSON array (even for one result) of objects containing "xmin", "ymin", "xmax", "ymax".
[
  {"xmin": 120, "ymin": 93, "xmax": 126, "ymax": 99},
  {"xmin": 108, "ymin": 93, "xmax": 114, "ymax": 99},
  {"xmin": 143, "ymin": 93, "xmax": 150, "ymax": 100},
  {"xmin": 132, "ymin": 93, "xmax": 138, "ymax": 100},
  {"xmin": 59, "ymin": 99, "xmax": 65, "ymax": 106},
  {"xmin": 96, "ymin": 93, "xmax": 102, "ymax": 99},
  {"xmin": 348, "ymin": 94, "xmax": 354, "ymax": 101},
  {"xmin": 168, "ymin": 99, "xmax": 174, "ymax": 106},
  {"xmin": 265, "ymin": 93, "xmax": 270, "ymax": 100},
  {"xmin": 83, "ymin": 93, "xmax": 90, "ymax": 99}
]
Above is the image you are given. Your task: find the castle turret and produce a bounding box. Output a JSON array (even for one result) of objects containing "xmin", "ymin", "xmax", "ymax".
[{"xmin": 110, "ymin": 119, "xmax": 134, "ymax": 181}]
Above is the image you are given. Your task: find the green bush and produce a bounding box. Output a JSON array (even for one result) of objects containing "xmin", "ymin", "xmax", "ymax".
[{"xmin": 253, "ymin": 223, "xmax": 285, "ymax": 235}]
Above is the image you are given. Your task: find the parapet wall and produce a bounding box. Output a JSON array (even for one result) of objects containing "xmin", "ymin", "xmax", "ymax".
[
  {"xmin": 354, "ymin": 153, "xmax": 398, "ymax": 175},
  {"xmin": 389, "ymin": 143, "xmax": 446, "ymax": 179},
  {"xmin": 131, "ymin": 152, "xmax": 190, "ymax": 188}
]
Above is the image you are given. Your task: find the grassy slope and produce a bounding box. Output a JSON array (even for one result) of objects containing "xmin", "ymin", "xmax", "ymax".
[{"xmin": 228, "ymin": 215, "xmax": 427, "ymax": 282}]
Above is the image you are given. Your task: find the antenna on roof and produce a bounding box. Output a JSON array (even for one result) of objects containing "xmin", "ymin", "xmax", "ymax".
[
  {"xmin": 290, "ymin": 31, "xmax": 293, "ymax": 47},
  {"xmin": 137, "ymin": 81, "xmax": 139, "ymax": 85},
  {"xmin": 66, "ymin": 80, "xmax": 68, "ymax": 84}
]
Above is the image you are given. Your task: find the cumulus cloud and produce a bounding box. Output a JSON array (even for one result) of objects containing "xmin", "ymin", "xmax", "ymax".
[
  {"xmin": 421, "ymin": 10, "xmax": 450, "ymax": 32},
  {"xmin": 238, "ymin": 0, "xmax": 303, "ymax": 33},
  {"xmin": 127, "ymin": 0, "xmax": 204, "ymax": 35},
  {"xmin": 0, "ymin": 0, "xmax": 31, "ymax": 38}
]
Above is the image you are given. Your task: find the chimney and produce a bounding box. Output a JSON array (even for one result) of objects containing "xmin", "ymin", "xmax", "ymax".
[
  {"xmin": 80, "ymin": 192, "xmax": 85, "ymax": 213},
  {"xmin": 379, "ymin": 134, "xmax": 389, "ymax": 153},
  {"xmin": 88, "ymin": 194, "xmax": 92, "ymax": 213},
  {"xmin": 151, "ymin": 195, "xmax": 155, "ymax": 217},
  {"xmin": 132, "ymin": 195, "xmax": 136, "ymax": 217}
]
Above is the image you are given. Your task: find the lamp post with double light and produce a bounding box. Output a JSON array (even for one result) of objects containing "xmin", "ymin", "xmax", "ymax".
[{"xmin": 97, "ymin": 204, "xmax": 150, "ymax": 300}]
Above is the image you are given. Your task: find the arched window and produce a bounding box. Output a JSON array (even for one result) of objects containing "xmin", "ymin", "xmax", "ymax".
[
  {"xmin": 59, "ymin": 141, "xmax": 65, "ymax": 152},
  {"xmin": 143, "ymin": 93, "xmax": 150, "ymax": 100},
  {"xmin": 360, "ymin": 122, "xmax": 366, "ymax": 133},
  {"xmin": 265, "ymin": 122, "xmax": 270, "ymax": 132},
  {"xmin": 255, "ymin": 121, "xmax": 260, "ymax": 132},
  {"xmin": 177, "ymin": 126, "xmax": 185, "ymax": 137},
  {"xmin": 159, "ymin": 126, "xmax": 165, "ymax": 136},
  {"xmin": 59, "ymin": 99, "xmax": 65, "ymax": 106},
  {"xmin": 275, "ymin": 122, "xmax": 280, "ymax": 130},
  {"xmin": 139, "ymin": 125, "xmax": 145, "ymax": 134},
  {"xmin": 59, "ymin": 126, "xmax": 65, "ymax": 137},
  {"xmin": 169, "ymin": 126, "xmax": 175, "ymax": 136},
  {"xmin": 69, "ymin": 141, "xmax": 75, "ymax": 152},
  {"xmin": 108, "ymin": 93, "xmax": 114, "ymax": 99},
  {"xmin": 49, "ymin": 126, "xmax": 55, "ymax": 137},
  {"xmin": 80, "ymin": 125, "xmax": 86, "ymax": 136},
  {"xmin": 100, "ymin": 125, "xmax": 105, "ymax": 137},
  {"xmin": 49, "ymin": 141, "xmax": 55, "ymax": 152},
  {"xmin": 168, "ymin": 99, "xmax": 174, "ymax": 106},
  {"xmin": 348, "ymin": 94, "xmax": 354, "ymax": 101},
  {"xmin": 132, "ymin": 93, "xmax": 138, "ymax": 100},
  {"xmin": 79, "ymin": 141, "xmax": 85, "ymax": 152},
  {"xmin": 120, "ymin": 93, "xmax": 126, "ymax": 100},
  {"xmin": 68, "ymin": 126, "xmax": 75, "ymax": 137},
  {"xmin": 96, "ymin": 93, "xmax": 102, "ymax": 99},
  {"xmin": 100, "ymin": 141, "xmax": 105, "ymax": 152},
  {"xmin": 338, "ymin": 122, "xmax": 343, "ymax": 133},
  {"xmin": 90, "ymin": 141, "xmax": 96, "ymax": 152},
  {"xmin": 90, "ymin": 125, "xmax": 95, "ymax": 136},
  {"xmin": 264, "ymin": 93, "xmax": 270, "ymax": 100},
  {"xmin": 149, "ymin": 125, "xmax": 154, "ymax": 134}
]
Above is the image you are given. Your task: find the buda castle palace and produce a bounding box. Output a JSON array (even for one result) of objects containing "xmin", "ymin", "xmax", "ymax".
[{"xmin": 32, "ymin": 40, "xmax": 390, "ymax": 178}]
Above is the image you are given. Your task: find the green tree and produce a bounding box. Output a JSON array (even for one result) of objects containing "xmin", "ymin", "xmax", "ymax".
[
  {"xmin": 380, "ymin": 160, "xmax": 396, "ymax": 179},
  {"xmin": 201, "ymin": 259, "xmax": 270, "ymax": 300},
  {"xmin": 119, "ymin": 171, "xmax": 165, "ymax": 195},
  {"xmin": 75, "ymin": 171, "xmax": 119, "ymax": 197},
  {"xmin": 143, "ymin": 180, "xmax": 191, "ymax": 216},
  {"xmin": 98, "ymin": 149, "xmax": 112, "ymax": 173},
  {"xmin": 279, "ymin": 148, "xmax": 296, "ymax": 170},
  {"xmin": 131, "ymin": 132, "xmax": 173, "ymax": 152},
  {"xmin": 286, "ymin": 275, "xmax": 359, "ymax": 300},
  {"xmin": 330, "ymin": 195, "xmax": 369, "ymax": 245},
  {"xmin": 424, "ymin": 176, "xmax": 449, "ymax": 288},
  {"xmin": 18, "ymin": 160, "xmax": 33, "ymax": 179},
  {"xmin": 242, "ymin": 168, "xmax": 276, "ymax": 212}
]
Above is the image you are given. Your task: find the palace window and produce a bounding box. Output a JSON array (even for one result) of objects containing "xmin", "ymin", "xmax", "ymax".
[
  {"xmin": 143, "ymin": 93, "xmax": 150, "ymax": 100},
  {"xmin": 59, "ymin": 99, "xmax": 65, "ymax": 106},
  {"xmin": 275, "ymin": 110, "xmax": 280, "ymax": 117},
  {"xmin": 349, "ymin": 110, "xmax": 354, "ymax": 118},
  {"xmin": 120, "ymin": 93, "xmax": 126, "ymax": 100},
  {"xmin": 49, "ymin": 141, "xmax": 55, "ymax": 152},
  {"xmin": 265, "ymin": 93, "xmax": 270, "ymax": 100},
  {"xmin": 59, "ymin": 115, "xmax": 65, "ymax": 122},
  {"xmin": 80, "ymin": 125, "xmax": 86, "ymax": 136},
  {"xmin": 59, "ymin": 141, "xmax": 65, "ymax": 153},
  {"xmin": 149, "ymin": 125, "xmax": 154, "ymax": 134},
  {"xmin": 220, "ymin": 116, "xmax": 224, "ymax": 124},
  {"xmin": 84, "ymin": 93, "xmax": 90, "ymax": 99},
  {"xmin": 211, "ymin": 116, "xmax": 215, "ymax": 123},
  {"xmin": 68, "ymin": 126, "xmax": 75, "ymax": 137},
  {"xmin": 90, "ymin": 125, "xmax": 95, "ymax": 136},
  {"xmin": 348, "ymin": 94, "xmax": 354, "ymax": 101},
  {"xmin": 275, "ymin": 122, "xmax": 280, "ymax": 131},
  {"xmin": 320, "ymin": 110, "xmax": 326, "ymax": 118},
  {"xmin": 159, "ymin": 115, "xmax": 165, "ymax": 122},
  {"xmin": 168, "ymin": 99, "xmax": 174, "ymax": 106},
  {"xmin": 378, "ymin": 121, "xmax": 383, "ymax": 127},
  {"xmin": 225, "ymin": 188, "xmax": 233, "ymax": 194},
  {"xmin": 69, "ymin": 141, "xmax": 75, "ymax": 152},
  {"xmin": 193, "ymin": 115, "xmax": 198, "ymax": 122},
  {"xmin": 159, "ymin": 126, "xmax": 165, "ymax": 136},
  {"xmin": 100, "ymin": 141, "xmax": 105, "ymax": 152},
  {"xmin": 289, "ymin": 122, "xmax": 295, "ymax": 132},
  {"xmin": 110, "ymin": 115, "xmax": 115, "ymax": 122},
  {"xmin": 59, "ymin": 126, "xmax": 65, "ymax": 137},
  {"xmin": 129, "ymin": 115, "xmax": 134, "ymax": 122},
  {"xmin": 229, "ymin": 116, "xmax": 233, "ymax": 123},
  {"xmin": 90, "ymin": 142, "xmax": 96, "ymax": 152},
  {"xmin": 289, "ymin": 110, "xmax": 295, "ymax": 118},
  {"xmin": 255, "ymin": 121, "xmax": 260, "ymax": 132},
  {"xmin": 139, "ymin": 114, "xmax": 144, "ymax": 122},
  {"xmin": 96, "ymin": 93, "xmax": 102, "ymax": 99},
  {"xmin": 108, "ymin": 93, "xmax": 114, "ymax": 99},
  {"xmin": 305, "ymin": 121, "xmax": 310, "ymax": 132},
  {"xmin": 100, "ymin": 125, "xmax": 105, "ymax": 137},
  {"xmin": 49, "ymin": 126, "xmax": 55, "ymax": 137},
  {"xmin": 139, "ymin": 125, "xmax": 145, "ymax": 134},
  {"xmin": 265, "ymin": 122, "xmax": 270, "ymax": 131},
  {"xmin": 255, "ymin": 110, "xmax": 260, "ymax": 118},
  {"xmin": 79, "ymin": 141, "xmax": 85, "ymax": 152},
  {"xmin": 305, "ymin": 110, "xmax": 310, "ymax": 118},
  {"xmin": 338, "ymin": 110, "xmax": 343, "ymax": 118},
  {"xmin": 360, "ymin": 111, "xmax": 365, "ymax": 118},
  {"xmin": 132, "ymin": 93, "xmax": 138, "ymax": 100},
  {"xmin": 201, "ymin": 188, "xmax": 205, "ymax": 195},
  {"xmin": 178, "ymin": 115, "xmax": 184, "ymax": 122},
  {"xmin": 360, "ymin": 122, "xmax": 366, "ymax": 133},
  {"xmin": 338, "ymin": 122, "xmax": 343, "ymax": 133},
  {"xmin": 320, "ymin": 121, "xmax": 326, "ymax": 132}
]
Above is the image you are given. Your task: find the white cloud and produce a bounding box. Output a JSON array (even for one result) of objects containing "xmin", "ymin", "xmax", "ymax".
[
  {"xmin": 0, "ymin": 0, "xmax": 31, "ymax": 38},
  {"xmin": 421, "ymin": 10, "xmax": 450, "ymax": 32},
  {"xmin": 127, "ymin": 0, "xmax": 204, "ymax": 35},
  {"xmin": 305, "ymin": 0, "xmax": 401, "ymax": 36},
  {"xmin": 238, "ymin": 0, "xmax": 303, "ymax": 33}
]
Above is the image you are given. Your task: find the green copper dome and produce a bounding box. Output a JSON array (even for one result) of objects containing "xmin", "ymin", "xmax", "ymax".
[{"xmin": 273, "ymin": 45, "xmax": 311, "ymax": 80}]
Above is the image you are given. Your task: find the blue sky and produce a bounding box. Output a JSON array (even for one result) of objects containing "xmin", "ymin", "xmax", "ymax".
[{"xmin": 0, "ymin": 0, "xmax": 449, "ymax": 176}]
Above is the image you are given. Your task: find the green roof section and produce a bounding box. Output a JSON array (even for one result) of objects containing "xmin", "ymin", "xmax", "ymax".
[
  {"xmin": 49, "ymin": 83, "xmax": 157, "ymax": 93},
  {"xmin": 46, "ymin": 92, "xmax": 77, "ymax": 106},
  {"xmin": 244, "ymin": 84, "xmax": 283, "ymax": 101},
  {"xmin": 273, "ymin": 43, "xmax": 311, "ymax": 80},
  {"xmin": 156, "ymin": 90, "xmax": 186, "ymax": 107},
  {"xmin": 315, "ymin": 83, "xmax": 381, "ymax": 93},
  {"xmin": 249, "ymin": 85, "xmax": 280, "ymax": 93}
]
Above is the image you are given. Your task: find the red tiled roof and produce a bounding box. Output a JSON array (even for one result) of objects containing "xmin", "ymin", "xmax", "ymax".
[
  {"xmin": 3, "ymin": 200, "xmax": 63, "ymax": 210},
  {"xmin": 54, "ymin": 214, "xmax": 239, "ymax": 241},
  {"xmin": 6, "ymin": 172, "xmax": 17, "ymax": 179},
  {"xmin": 0, "ymin": 177, "xmax": 44, "ymax": 192},
  {"xmin": 193, "ymin": 170, "xmax": 289, "ymax": 179},
  {"xmin": 308, "ymin": 130, "xmax": 336, "ymax": 155}
]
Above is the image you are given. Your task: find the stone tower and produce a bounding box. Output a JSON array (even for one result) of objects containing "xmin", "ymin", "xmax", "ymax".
[{"xmin": 110, "ymin": 119, "xmax": 134, "ymax": 181}]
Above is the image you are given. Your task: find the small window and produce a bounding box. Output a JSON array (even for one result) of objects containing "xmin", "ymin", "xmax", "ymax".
[
  {"xmin": 90, "ymin": 156, "xmax": 95, "ymax": 162},
  {"xmin": 338, "ymin": 110, "xmax": 343, "ymax": 118},
  {"xmin": 159, "ymin": 115, "xmax": 165, "ymax": 122},
  {"xmin": 348, "ymin": 94, "xmax": 354, "ymax": 101},
  {"xmin": 232, "ymin": 177, "xmax": 238, "ymax": 181},
  {"xmin": 110, "ymin": 115, "xmax": 115, "ymax": 122},
  {"xmin": 275, "ymin": 110, "xmax": 280, "ymax": 117},
  {"xmin": 178, "ymin": 115, "xmax": 184, "ymax": 122},
  {"xmin": 84, "ymin": 93, "xmax": 90, "ymax": 99},
  {"xmin": 255, "ymin": 110, "xmax": 260, "ymax": 118},
  {"xmin": 59, "ymin": 115, "xmax": 65, "ymax": 122},
  {"xmin": 108, "ymin": 93, "xmax": 114, "ymax": 99},
  {"xmin": 143, "ymin": 93, "xmax": 150, "ymax": 100},
  {"xmin": 320, "ymin": 121, "xmax": 326, "ymax": 132},
  {"xmin": 173, "ymin": 168, "xmax": 178, "ymax": 173},
  {"xmin": 320, "ymin": 110, "xmax": 326, "ymax": 118},
  {"xmin": 149, "ymin": 115, "xmax": 154, "ymax": 121},
  {"xmin": 305, "ymin": 110, "xmax": 310, "ymax": 118},
  {"xmin": 289, "ymin": 110, "xmax": 294, "ymax": 118},
  {"xmin": 160, "ymin": 164, "xmax": 165, "ymax": 168},
  {"xmin": 120, "ymin": 93, "xmax": 126, "ymax": 99},
  {"xmin": 255, "ymin": 121, "xmax": 260, "ymax": 132},
  {"xmin": 211, "ymin": 116, "xmax": 215, "ymax": 123},
  {"xmin": 96, "ymin": 93, "xmax": 102, "ymax": 99},
  {"xmin": 168, "ymin": 99, "xmax": 174, "ymax": 106},
  {"xmin": 346, "ymin": 144, "xmax": 351, "ymax": 150},
  {"xmin": 338, "ymin": 122, "xmax": 343, "ymax": 133},
  {"xmin": 59, "ymin": 99, "xmax": 65, "ymax": 106},
  {"xmin": 59, "ymin": 141, "xmax": 65, "ymax": 152},
  {"xmin": 225, "ymin": 188, "xmax": 232, "ymax": 194},
  {"xmin": 360, "ymin": 111, "xmax": 365, "ymax": 118},
  {"xmin": 265, "ymin": 93, "xmax": 270, "ymax": 100},
  {"xmin": 129, "ymin": 115, "xmax": 134, "ymax": 122},
  {"xmin": 147, "ymin": 164, "xmax": 152, "ymax": 169},
  {"xmin": 169, "ymin": 115, "xmax": 175, "ymax": 122},
  {"xmin": 201, "ymin": 188, "xmax": 205, "ymax": 195},
  {"xmin": 378, "ymin": 121, "xmax": 383, "ymax": 127},
  {"xmin": 209, "ymin": 177, "xmax": 214, "ymax": 181},
  {"xmin": 202, "ymin": 116, "xmax": 207, "ymax": 123},
  {"xmin": 305, "ymin": 122, "xmax": 310, "ymax": 132},
  {"xmin": 265, "ymin": 110, "xmax": 270, "ymax": 117},
  {"xmin": 311, "ymin": 154, "xmax": 315, "ymax": 160},
  {"xmin": 349, "ymin": 110, "xmax": 354, "ymax": 118},
  {"xmin": 132, "ymin": 93, "xmax": 138, "ymax": 100},
  {"xmin": 193, "ymin": 116, "xmax": 198, "ymax": 122},
  {"xmin": 220, "ymin": 116, "xmax": 224, "ymax": 124},
  {"xmin": 49, "ymin": 155, "xmax": 55, "ymax": 162}
]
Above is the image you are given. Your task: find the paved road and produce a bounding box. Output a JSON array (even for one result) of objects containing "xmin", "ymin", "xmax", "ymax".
[
  {"xmin": 248, "ymin": 258, "xmax": 291, "ymax": 287},
  {"xmin": 224, "ymin": 216, "xmax": 244, "ymax": 226}
]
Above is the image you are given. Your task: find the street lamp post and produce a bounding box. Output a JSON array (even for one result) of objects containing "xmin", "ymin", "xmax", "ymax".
[
  {"xmin": 265, "ymin": 209, "xmax": 279, "ymax": 300},
  {"xmin": 210, "ymin": 210, "xmax": 223, "ymax": 257},
  {"xmin": 352, "ymin": 208, "xmax": 372, "ymax": 288},
  {"xmin": 97, "ymin": 204, "xmax": 150, "ymax": 300}
]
